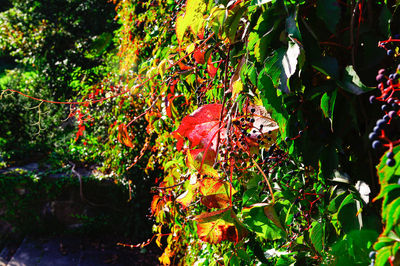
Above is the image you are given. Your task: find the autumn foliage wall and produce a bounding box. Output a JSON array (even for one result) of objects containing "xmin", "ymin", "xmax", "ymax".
[{"xmin": 33, "ymin": 0, "xmax": 400, "ymax": 265}]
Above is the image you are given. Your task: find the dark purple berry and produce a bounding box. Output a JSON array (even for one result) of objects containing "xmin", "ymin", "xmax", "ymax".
[
  {"xmin": 369, "ymin": 132, "xmax": 378, "ymax": 140},
  {"xmin": 369, "ymin": 95, "xmax": 376, "ymax": 104},
  {"xmin": 381, "ymin": 105, "xmax": 390, "ymax": 112},
  {"xmin": 389, "ymin": 74, "xmax": 394, "ymax": 80},
  {"xmin": 376, "ymin": 119, "xmax": 387, "ymax": 129},
  {"xmin": 394, "ymin": 73, "xmax": 400, "ymax": 80},
  {"xmin": 372, "ymin": 140, "xmax": 382, "ymax": 149},
  {"xmin": 299, "ymin": 130, "xmax": 304, "ymax": 136},
  {"xmin": 369, "ymin": 251, "xmax": 376, "ymax": 259},
  {"xmin": 373, "ymin": 126, "xmax": 381, "ymax": 133},
  {"xmin": 389, "ymin": 110, "xmax": 397, "ymax": 118},
  {"xmin": 386, "ymin": 158, "xmax": 396, "ymax": 167},
  {"xmin": 285, "ymin": 137, "xmax": 290, "ymax": 142},
  {"xmin": 387, "ymin": 49, "xmax": 395, "ymax": 56},
  {"xmin": 386, "ymin": 151, "xmax": 394, "ymax": 159},
  {"xmin": 383, "ymin": 114, "xmax": 390, "ymax": 122},
  {"xmin": 250, "ymin": 108, "xmax": 256, "ymax": 113},
  {"xmin": 376, "ymin": 74, "xmax": 385, "ymax": 83}
]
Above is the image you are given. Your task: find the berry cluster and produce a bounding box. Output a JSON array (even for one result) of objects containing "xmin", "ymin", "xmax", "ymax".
[
  {"xmin": 369, "ymin": 251, "xmax": 376, "ymax": 266},
  {"xmin": 368, "ymin": 40, "xmax": 400, "ymax": 167}
]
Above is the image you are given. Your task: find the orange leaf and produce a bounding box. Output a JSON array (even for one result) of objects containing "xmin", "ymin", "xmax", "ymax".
[
  {"xmin": 207, "ymin": 56, "xmax": 218, "ymax": 78},
  {"xmin": 178, "ymin": 61, "xmax": 192, "ymax": 71},
  {"xmin": 117, "ymin": 123, "xmax": 134, "ymax": 148},
  {"xmin": 199, "ymin": 178, "xmax": 236, "ymax": 208},
  {"xmin": 194, "ymin": 208, "xmax": 247, "ymax": 244},
  {"xmin": 201, "ymin": 194, "xmax": 230, "ymax": 209},
  {"xmin": 193, "ymin": 48, "xmax": 205, "ymax": 64}
]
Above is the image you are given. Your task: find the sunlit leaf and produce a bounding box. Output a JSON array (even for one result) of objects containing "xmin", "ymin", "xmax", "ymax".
[
  {"xmin": 199, "ymin": 178, "xmax": 235, "ymax": 208},
  {"xmin": 173, "ymin": 104, "xmax": 225, "ymax": 151},
  {"xmin": 175, "ymin": 0, "xmax": 206, "ymax": 42},
  {"xmin": 195, "ymin": 208, "xmax": 247, "ymax": 244},
  {"xmin": 117, "ymin": 123, "xmax": 134, "ymax": 148},
  {"xmin": 242, "ymin": 203, "xmax": 286, "ymax": 240},
  {"xmin": 186, "ymin": 149, "xmax": 219, "ymax": 177},
  {"xmin": 176, "ymin": 182, "xmax": 199, "ymax": 208},
  {"xmin": 310, "ymin": 220, "xmax": 325, "ymax": 254}
]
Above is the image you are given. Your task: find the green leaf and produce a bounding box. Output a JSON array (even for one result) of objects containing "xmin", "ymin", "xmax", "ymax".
[
  {"xmin": 375, "ymin": 246, "xmax": 392, "ymax": 266},
  {"xmin": 383, "ymin": 197, "xmax": 400, "ymax": 234},
  {"xmin": 258, "ymin": 67, "xmax": 288, "ymax": 139},
  {"xmin": 374, "ymin": 236, "xmax": 395, "ymax": 250},
  {"xmin": 340, "ymin": 66, "xmax": 375, "ymax": 95},
  {"xmin": 242, "ymin": 203, "xmax": 286, "ymax": 240},
  {"xmin": 224, "ymin": 5, "xmax": 247, "ymax": 43},
  {"xmin": 310, "ymin": 220, "xmax": 325, "ymax": 254},
  {"xmin": 330, "ymin": 230, "xmax": 378, "ymax": 265},
  {"xmin": 374, "ymin": 184, "xmax": 400, "ymax": 202},
  {"xmin": 316, "ymin": 0, "xmax": 341, "ymax": 33},
  {"xmin": 320, "ymin": 89, "xmax": 337, "ymax": 121},
  {"xmin": 337, "ymin": 194, "xmax": 360, "ymax": 233},
  {"xmin": 312, "ymin": 56, "xmax": 339, "ymax": 79},
  {"xmin": 328, "ymin": 192, "xmax": 347, "ymax": 213},
  {"xmin": 379, "ymin": 5, "xmax": 392, "ymax": 37},
  {"xmin": 376, "ymin": 146, "xmax": 400, "ymax": 184}
]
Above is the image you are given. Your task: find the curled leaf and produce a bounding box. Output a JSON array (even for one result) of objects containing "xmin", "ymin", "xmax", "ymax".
[{"xmin": 117, "ymin": 123, "xmax": 134, "ymax": 148}]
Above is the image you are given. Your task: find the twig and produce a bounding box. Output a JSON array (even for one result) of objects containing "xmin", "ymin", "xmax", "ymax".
[
  {"xmin": 215, "ymin": 45, "xmax": 231, "ymax": 163},
  {"xmin": 252, "ymin": 158, "xmax": 275, "ymax": 203},
  {"xmin": 350, "ymin": 0, "xmax": 360, "ymax": 67},
  {"xmin": 152, "ymin": 181, "xmax": 185, "ymax": 190}
]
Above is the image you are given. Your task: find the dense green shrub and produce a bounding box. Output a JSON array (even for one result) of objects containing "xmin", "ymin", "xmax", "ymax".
[{"xmin": 0, "ymin": 0, "xmax": 117, "ymax": 162}]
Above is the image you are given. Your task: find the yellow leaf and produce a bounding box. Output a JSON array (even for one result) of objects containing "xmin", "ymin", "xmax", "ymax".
[
  {"xmin": 175, "ymin": 0, "xmax": 206, "ymax": 42},
  {"xmin": 232, "ymin": 79, "xmax": 243, "ymax": 97}
]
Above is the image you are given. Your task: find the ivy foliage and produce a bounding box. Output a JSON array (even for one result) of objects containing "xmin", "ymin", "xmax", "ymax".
[{"xmin": 97, "ymin": 0, "xmax": 399, "ymax": 264}]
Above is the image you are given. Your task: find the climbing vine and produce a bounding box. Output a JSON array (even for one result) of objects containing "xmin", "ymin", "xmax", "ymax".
[{"xmin": 2, "ymin": 0, "xmax": 400, "ymax": 265}]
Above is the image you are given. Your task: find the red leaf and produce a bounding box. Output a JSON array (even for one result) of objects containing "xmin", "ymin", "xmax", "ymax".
[
  {"xmin": 193, "ymin": 48, "xmax": 205, "ymax": 64},
  {"xmin": 207, "ymin": 56, "xmax": 218, "ymax": 78},
  {"xmin": 178, "ymin": 61, "xmax": 192, "ymax": 71},
  {"xmin": 117, "ymin": 124, "xmax": 134, "ymax": 148},
  {"xmin": 172, "ymin": 104, "xmax": 226, "ymax": 152}
]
